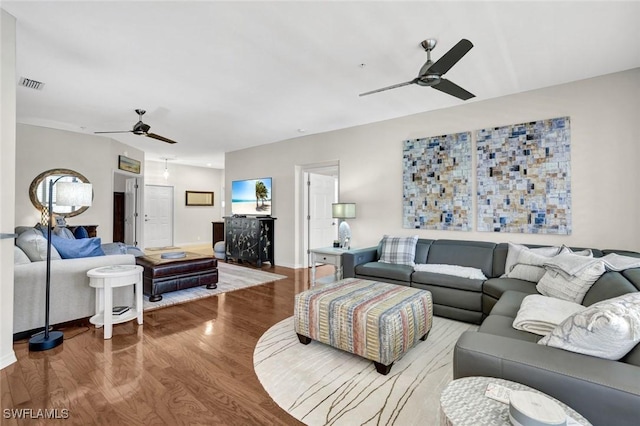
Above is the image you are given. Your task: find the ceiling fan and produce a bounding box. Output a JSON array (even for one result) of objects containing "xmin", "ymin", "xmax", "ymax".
[
  {"xmin": 95, "ymin": 109, "xmax": 177, "ymax": 144},
  {"xmin": 359, "ymin": 38, "xmax": 475, "ymax": 100}
]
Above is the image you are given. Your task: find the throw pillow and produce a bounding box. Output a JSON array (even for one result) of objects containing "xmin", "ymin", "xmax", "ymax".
[
  {"xmin": 73, "ymin": 226, "xmax": 89, "ymax": 239},
  {"xmin": 14, "ymin": 246, "xmax": 31, "ymax": 265},
  {"xmin": 506, "ymin": 249, "xmax": 558, "ymax": 282},
  {"xmin": 16, "ymin": 228, "xmax": 61, "ymax": 261},
  {"xmin": 378, "ymin": 235, "xmax": 419, "ymax": 267},
  {"xmin": 537, "ymin": 258, "xmax": 605, "ymax": 303},
  {"xmin": 538, "ymin": 292, "xmax": 640, "ymax": 360},
  {"xmin": 50, "ymin": 235, "xmax": 105, "ymax": 259},
  {"xmin": 53, "ymin": 226, "xmax": 76, "ymax": 239},
  {"xmin": 503, "ymin": 243, "xmax": 560, "ymax": 275}
]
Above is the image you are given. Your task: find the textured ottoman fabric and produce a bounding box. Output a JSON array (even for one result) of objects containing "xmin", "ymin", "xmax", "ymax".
[{"xmin": 294, "ymin": 278, "xmax": 433, "ymax": 368}]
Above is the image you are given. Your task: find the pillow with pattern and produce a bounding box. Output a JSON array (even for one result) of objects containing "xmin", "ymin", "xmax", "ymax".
[
  {"xmin": 378, "ymin": 235, "xmax": 419, "ymax": 267},
  {"xmin": 539, "ymin": 292, "xmax": 640, "ymax": 360}
]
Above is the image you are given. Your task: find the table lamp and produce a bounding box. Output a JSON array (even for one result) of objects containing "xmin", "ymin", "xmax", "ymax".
[
  {"xmin": 332, "ymin": 203, "xmax": 356, "ymax": 249},
  {"xmin": 29, "ymin": 179, "xmax": 92, "ymax": 351}
]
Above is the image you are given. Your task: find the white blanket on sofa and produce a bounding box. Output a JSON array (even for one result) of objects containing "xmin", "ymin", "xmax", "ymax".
[
  {"xmin": 413, "ymin": 263, "xmax": 487, "ymax": 280},
  {"xmin": 513, "ymin": 294, "xmax": 586, "ymax": 336}
]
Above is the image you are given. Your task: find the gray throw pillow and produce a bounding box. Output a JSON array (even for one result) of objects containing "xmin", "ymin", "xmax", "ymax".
[
  {"xmin": 503, "ymin": 243, "xmax": 560, "ymax": 275},
  {"xmin": 16, "ymin": 228, "xmax": 61, "ymax": 261},
  {"xmin": 378, "ymin": 235, "xmax": 419, "ymax": 267}
]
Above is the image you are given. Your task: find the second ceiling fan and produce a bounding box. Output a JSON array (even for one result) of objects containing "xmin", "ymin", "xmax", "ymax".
[{"xmin": 360, "ymin": 38, "xmax": 475, "ymax": 100}]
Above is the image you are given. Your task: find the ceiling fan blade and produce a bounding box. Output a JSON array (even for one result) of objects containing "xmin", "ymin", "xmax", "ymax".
[
  {"xmin": 359, "ymin": 79, "xmax": 417, "ymax": 97},
  {"xmin": 94, "ymin": 130, "xmax": 133, "ymax": 134},
  {"xmin": 146, "ymin": 132, "xmax": 178, "ymax": 144},
  {"xmin": 432, "ymin": 79, "xmax": 475, "ymax": 100},
  {"xmin": 427, "ymin": 39, "xmax": 473, "ymax": 76}
]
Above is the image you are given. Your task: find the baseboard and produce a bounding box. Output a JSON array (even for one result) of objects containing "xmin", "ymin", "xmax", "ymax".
[{"xmin": 0, "ymin": 350, "xmax": 17, "ymax": 370}]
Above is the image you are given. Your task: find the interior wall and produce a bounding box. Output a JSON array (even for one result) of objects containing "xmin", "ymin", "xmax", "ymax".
[
  {"xmin": 225, "ymin": 68, "xmax": 640, "ymax": 268},
  {"xmin": 15, "ymin": 124, "xmax": 145, "ymax": 243},
  {"xmin": 144, "ymin": 160, "xmax": 224, "ymax": 247},
  {"xmin": 0, "ymin": 8, "xmax": 18, "ymax": 370}
]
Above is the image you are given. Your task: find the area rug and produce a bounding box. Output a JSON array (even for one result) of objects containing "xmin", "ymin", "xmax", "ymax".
[
  {"xmin": 254, "ymin": 316, "xmax": 477, "ymax": 425},
  {"xmin": 143, "ymin": 262, "xmax": 286, "ymax": 311}
]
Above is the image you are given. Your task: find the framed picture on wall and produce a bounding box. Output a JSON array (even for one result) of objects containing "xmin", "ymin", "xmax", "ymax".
[
  {"xmin": 118, "ymin": 155, "xmax": 141, "ymax": 174},
  {"xmin": 185, "ymin": 191, "xmax": 214, "ymax": 206}
]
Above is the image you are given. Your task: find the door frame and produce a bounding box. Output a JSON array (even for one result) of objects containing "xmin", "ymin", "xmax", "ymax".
[
  {"xmin": 295, "ymin": 161, "xmax": 339, "ymax": 269},
  {"xmin": 112, "ymin": 170, "xmax": 144, "ymax": 248}
]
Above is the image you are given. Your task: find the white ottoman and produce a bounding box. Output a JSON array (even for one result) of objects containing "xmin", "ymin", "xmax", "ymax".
[{"xmin": 214, "ymin": 241, "xmax": 225, "ymax": 260}]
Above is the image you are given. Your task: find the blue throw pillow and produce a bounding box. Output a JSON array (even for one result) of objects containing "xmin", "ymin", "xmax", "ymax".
[
  {"xmin": 73, "ymin": 226, "xmax": 89, "ymax": 239},
  {"xmin": 50, "ymin": 234, "xmax": 105, "ymax": 259}
]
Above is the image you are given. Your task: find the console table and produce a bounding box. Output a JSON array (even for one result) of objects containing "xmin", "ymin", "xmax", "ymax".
[{"xmin": 224, "ymin": 217, "xmax": 275, "ymax": 267}]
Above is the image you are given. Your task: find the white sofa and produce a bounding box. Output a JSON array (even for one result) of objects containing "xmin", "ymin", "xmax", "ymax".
[{"xmin": 13, "ymin": 226, "xmax": 139, "ymax": 335}]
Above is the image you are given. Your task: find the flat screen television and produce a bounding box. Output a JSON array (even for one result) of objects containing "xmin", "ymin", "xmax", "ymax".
[{"xmin": 231, "ymin": 177, "xmax": 272, "ymax": 216}]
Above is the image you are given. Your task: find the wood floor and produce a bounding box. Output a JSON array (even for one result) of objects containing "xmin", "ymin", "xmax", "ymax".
[{"xmin": 0, "ymin": 258, "xmax": 329, "ymax": 425}]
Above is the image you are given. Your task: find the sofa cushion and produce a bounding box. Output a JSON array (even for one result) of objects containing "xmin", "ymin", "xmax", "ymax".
[
  {"xmin": 488, "ymin": 290, "xmax": 530, "ymax": 317},
  {"xmin": 355, "ymin": 262, "xmax": 413, "ymax": 283},
  {"xmin": 427, "ymin": 239, "xmax": 496, "ymax": 277},
  {"xmin": 583, "ymin": 271, "xmax": 639, "ymax": 306},
  {"xmin": 622, "ymin": 268, "xmax": 640, "ymax": 291},
  {"xmin": 483, "ymin": 277, "xmax": 538, "ymax": 301},
  {"xmin": 14, "ymin": 246, "xmax": 31, "ymax": 265},
  {"xmin": 479, "ymin": 314, "xmax": 541, "ymax": 343},
  {"xmin": 378, "ymin": 235, "xmax": 418, "ymax": 266},
  {"xmin": 537, "ymin": 259, "xmax": 605, "ymax": 303},
  {"xmin": 539, "ymin": 292, "xmax": 640, "ymax": 360},
  {"xmin": 411, "ymin": 271, "xmax": 483, "ymax": 292},
  {"xmin": 16, "ymin": 228, "xmax": 61, "ymax": 261},
  {"xmin": 50, "ymin": 235, "xmax": 105, "ymax": 259}
]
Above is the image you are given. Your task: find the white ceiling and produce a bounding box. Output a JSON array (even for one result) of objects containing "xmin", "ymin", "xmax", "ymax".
[{"xmin": 3, "ymin": 1, "xmax": 639, "ymax": 169}]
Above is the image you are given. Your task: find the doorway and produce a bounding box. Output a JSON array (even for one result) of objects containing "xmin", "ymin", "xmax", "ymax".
[
  {"xmin": 113, "ymin": 171, "xmax": 142, "ymax": 246},
  {"xmin": 144, "ymin": 184, "xmax": 174, "ymax": 249},
  {"xmin": 300, "ymin": 162, "xmax": 339, "ymax": 268}
]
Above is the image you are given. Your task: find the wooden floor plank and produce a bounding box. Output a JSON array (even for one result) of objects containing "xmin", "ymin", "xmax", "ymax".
[{"xmin": 3, "ymin": 261, "xmax": 331, "ymax": 425}]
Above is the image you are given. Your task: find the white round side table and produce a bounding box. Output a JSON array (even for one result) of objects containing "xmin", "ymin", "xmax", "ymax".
[
  {"xmin": 87, "ymin": 265, "xmax": 143, "ymax": 339},
  {"xmin": 440, "ymin": 376, "xmax": 592, "ymax": 426}
]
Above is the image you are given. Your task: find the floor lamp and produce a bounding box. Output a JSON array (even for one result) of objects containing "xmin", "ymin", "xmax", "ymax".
[
  {"xmin": 29, "ymin": 178, "xmax": 92, "ymax": 351},
  {"xmin": 332, "ymin": 203, "xmax": 356, "ymax": 250}
]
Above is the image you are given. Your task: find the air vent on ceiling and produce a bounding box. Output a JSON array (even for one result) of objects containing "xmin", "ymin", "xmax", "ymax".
[{"xmin": 18, "ymin": 77, "xmax": 45, "ymax": 90}]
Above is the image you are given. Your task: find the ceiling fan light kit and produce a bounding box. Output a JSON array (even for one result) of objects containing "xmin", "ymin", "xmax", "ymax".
[
  {"xmin": 95, "ymin": 109, "xmax": 178, "ymax": 144},
  {"xmin": 360, "ymin": 38, "xmax": 475, "ymax": 100}
]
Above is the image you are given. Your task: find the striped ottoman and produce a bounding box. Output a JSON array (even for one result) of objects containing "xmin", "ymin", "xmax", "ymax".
[{"xmin": 294, "ymin": 278, "xmax": 433, "ymax": 375}]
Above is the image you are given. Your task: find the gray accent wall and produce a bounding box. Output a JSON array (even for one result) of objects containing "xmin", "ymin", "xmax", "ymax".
[{"xmin": 225, "ymin": 68, "xmax": 640, "ymax": 268}]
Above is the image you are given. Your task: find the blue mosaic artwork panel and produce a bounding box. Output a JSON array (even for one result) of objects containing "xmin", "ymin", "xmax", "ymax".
[
  {"xmin": 476, "ymin": 116, "xmax": 571, "ymax": 234},
  {"xmin": 403, "ymin": 132, "xmax": 472, "ymax": 231}
]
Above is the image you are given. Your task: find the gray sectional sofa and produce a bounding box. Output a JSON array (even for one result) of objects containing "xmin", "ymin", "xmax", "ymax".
[{"xmin": 342, "ymin": 238, "xmax": 640, "ymax": 426}]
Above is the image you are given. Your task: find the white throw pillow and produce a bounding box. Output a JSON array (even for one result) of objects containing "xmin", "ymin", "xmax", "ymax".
[
  {"xmin": 378, "ymin": 235, "xmax": 419, "ymax": 267},
  {"xmin": 506, "ymin": 248, "xmax": 556, "ymax": 282},
  {"xmin": 503, "ymin": 243, "xmax": 560, "ymax": 275},
  {"xmin": 15, "ymin": 228, "xmax": 61, "ymax": 261},
  {"xmin": 14, "ymin": 246, "xmax": 31, "ymax": 265},
  {"xmin": 538, "ymin": 292, "xmax": 640, "ymax": 360},
  {"xmin": 537, "ymin": 260, "xmax": 605, "ymax": 303}
]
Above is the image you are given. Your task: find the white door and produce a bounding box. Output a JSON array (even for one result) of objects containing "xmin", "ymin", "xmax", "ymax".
[
  {"xmin": 144, "ymin": 185, "xmax": 174, "ymax": 249},
  {"xmin": 308, "ymin": 173, "xmax": 338, "ymax": 251},
  {"xmin": 124, "ymin": 178, "xmax": 138, "ymax": 246}
]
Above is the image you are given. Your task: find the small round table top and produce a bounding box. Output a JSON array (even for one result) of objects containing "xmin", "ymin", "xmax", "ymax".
[
  {"xmin": 440, "ymin": 376, "xmax": 592, "ymax": 426},
  {"xmin": 87, "ymin": 264, "xmax": 142, "ymax": 278}
]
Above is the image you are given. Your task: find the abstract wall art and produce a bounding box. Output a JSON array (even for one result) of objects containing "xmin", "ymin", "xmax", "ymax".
[
  {"xmin": 476, "ymin": 116, "xmax": 571, "ymax": 234},
  {"xmin": 403, "ymin": 132, "xmax": 472, "ymax": 231}
]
